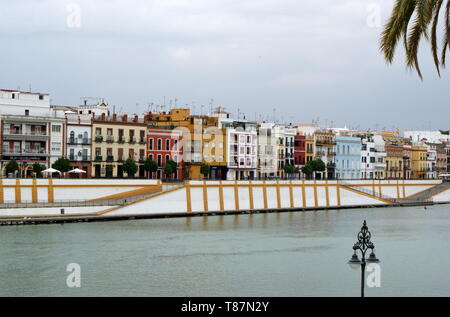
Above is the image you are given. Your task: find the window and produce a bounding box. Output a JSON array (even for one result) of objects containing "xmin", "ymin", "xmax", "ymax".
[
  {"xmin": 39, "ymin": 95, "xmax": 44, "ymax": 100},
  {"xmin": 51, "ymin": 142, "xmax": 61, "ymax": 152},
  {"xmin": 96, "ymin": 128, "xmax": 101, "ymax": 136},
  {"xmin": 149, "ymin": 138, "xmax": 154, "ymax": 150},
  {"xmin": 157, "ymin": 139, "xmax": 162, "ymax": 150},
  {"xmin": 166, "ymin": 139, "xmax": 170, "ymax": 151},
  {"xmin": 52, "ymin": 125, "xmax": 61, "ymax": 133},
  {"xmin": 25, "ymin": 109, "xmax": 29, "ymax": 116},
  {"xmin": 165, "ymin": 155, "xmax": 170, "ymax": 164},
  {"xmin": 174, "ymin": 140, "xmax": 178, "ymax": 151},
  {"xmin": 157, "ymin": 155, "xmax": 162, "ymax": 166},
  {"xmin": 12, "ymin": 93, "xmax": 15, "ymax": 99}
]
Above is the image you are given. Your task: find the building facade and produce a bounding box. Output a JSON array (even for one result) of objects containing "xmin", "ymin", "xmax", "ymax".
[
  {"xmin": 335, "ymin": 136, "xmax": 361, "ymax": 180},
  {"xmin": 147, "ymin": 128, "xmax": 183, "ymax": 179},
  {"xmin": 225, "ymin": 121, "xmax": 258, "ymax": 180},
  {"xmin": 66, "ymin": 113, "xmax": 92, "ymax": 177},
  {"xmin": 92, "ymin": 113, "xmax": 147, "ymax": 178},
  {"xmin": 0, "ymin": 89, "xmax": 65, "ymax": 177}
]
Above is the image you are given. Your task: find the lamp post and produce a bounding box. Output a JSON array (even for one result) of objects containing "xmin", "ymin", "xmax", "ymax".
[{"xmin": 348, "ymin": 220, "xmax": 380, "ymax": 297}]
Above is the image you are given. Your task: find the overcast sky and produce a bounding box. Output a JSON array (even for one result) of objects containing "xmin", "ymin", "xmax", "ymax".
[{"xmin": 0, "ymin": 0, "xmax": 448, "ymax": 130}]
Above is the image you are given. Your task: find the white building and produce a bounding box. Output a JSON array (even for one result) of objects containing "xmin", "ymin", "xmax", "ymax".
[
  {"xmin": 404, "ymin": 130, "xmax": 450, "ymax": 144},
  {"xmin": 373, "ymin": 135, "xmax": 387, "ymax": 179},
  {"xmin": 360, "ymin": 138, "xmax": 376, "ymax": 179},
  {"xmin": 425, "ymin": 143, "xmax": 438, "ymax": 179},
  {"xmin": 224, "ymin": 121, "xmax": 258, "ymax": 180},
  {"xmin": 284, "ymin": 127, "xmax": 296, "ymax": 168},
  {"xmin": 0, "ymin": 89, "xmax": 65, "ymax": 177},
  {"xmin": 257, "ymin": 123, "xmax": 277, "ymax": 179},
  {"xmin": 66, "ymin": 113, "xmax": 93, "ymax": 177}
]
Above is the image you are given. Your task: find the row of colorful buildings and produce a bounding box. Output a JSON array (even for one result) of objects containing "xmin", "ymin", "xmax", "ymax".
[{"xmin": 1, "ymin": 88, "xmax": 450, "ymax": 180}]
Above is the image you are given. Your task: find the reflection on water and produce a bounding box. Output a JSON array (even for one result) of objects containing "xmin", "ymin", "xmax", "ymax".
[{"xmin": 1, "ymin": 205, "xmax": 450, "ymax": 297}]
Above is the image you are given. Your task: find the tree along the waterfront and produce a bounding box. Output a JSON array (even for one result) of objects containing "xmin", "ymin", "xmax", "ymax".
[
  {"xmin": 380, "ymin": 0, "xmax": 450, "ymax": 79},
  {"xmin": 5, "ymin": 160, "xmax": 19, "ymax": 176},
  {"xmin": 301, "ymin": 159, "xmax": 326, "ymax": 179},
  {"xmin": 143, "ymin": 156, "xmax": 158, "ymax": 179},
  {"xmin": 32, "ymin": 163, "xmax": 46, "ymax": 178},
  {"xmin": 122, "ymin": 158, "xmax": 138, "ymax": 178},
  {"xmin": 200, "ymin": 163, "xmax": 210, "ymax": 179},
  {"xmin": 164, "ymin": 160, "xmax": 178, "ymax": 179},
  {"xmin": 52, "ymin": 157, "xmax": 71, "ymax": 173}
]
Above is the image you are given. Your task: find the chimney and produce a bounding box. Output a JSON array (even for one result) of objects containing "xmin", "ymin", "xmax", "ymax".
[
  {"xmin": 113, "ymin": 113, "xmax": 117, "ymax": 121},
  {"xmin": 101, "ymin": 113, "xmax": 106, "ymax": 120},
  {"xmin": 123, "ymin": 114, "xmax": 128, "ymax": 122},
  {"xmin": 134, "ymin": 115, "xmax": 138, "ymax": 123}
]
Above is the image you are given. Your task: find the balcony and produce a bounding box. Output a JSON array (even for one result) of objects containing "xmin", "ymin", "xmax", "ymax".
[
  {"xmin": 117, "ymin": 156, "xmax": 124, "ymax": 162},
  {"xmin": 129, "ymin": 137, "xmax": 136, "ymax": 144},
  {"xmin": 2, "ymin": 149, "xmax": 48, "ymax": 157},
  {"xmin": 106, "ymin": 156, "xmax": 114, "ymax": 162},
  {"xmin": 95, "ymin": 135, "xmax": 103, "ymax": 143},
  {"xmin": 139, "ymin": 137, "xmax": 146, "ymax": 144},
  {"xmin": 316, "ymin": 140, "xmax": 336, "ymax": 146},
  {"xmin": 374, "ymin": 163, "xmax": 386, "ymax": 169},
  {"xmin": 95, "ymin": 155, "xmax": 103, "ymax": 161},
  {"xmin": 106, "ymin": 136, "xmax": 114, "ymax": 143},
  {"xmin": 118, "ymin": 136, "xmax": 125, "ymax": 143},
  {"xmin": 3, "ymin": 131, "xmax": 48, "ymax": 141},
  {"xmin": 69, "ymin": 155, "xmax": 91, "ymax": 161}
]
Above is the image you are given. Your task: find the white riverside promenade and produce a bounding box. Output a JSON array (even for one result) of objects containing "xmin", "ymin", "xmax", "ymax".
[{"xmin": 0, "ymin": 179, "xmax": 448, "ymax": 225}]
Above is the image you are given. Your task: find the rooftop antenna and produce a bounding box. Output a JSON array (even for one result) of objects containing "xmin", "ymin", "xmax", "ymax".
[{"xmin": 210, "ymin": 99, "xmax": 214, "ymax": 115}]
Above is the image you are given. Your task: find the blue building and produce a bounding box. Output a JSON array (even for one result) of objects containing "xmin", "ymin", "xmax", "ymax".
[{"xmin": 335, "ymin": 136, "xmax": 361, "ymax": 180}]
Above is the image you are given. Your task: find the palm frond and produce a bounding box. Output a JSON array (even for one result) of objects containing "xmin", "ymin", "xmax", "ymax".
[
  {"xmin": 442, "ymin": 36, "xmax": 448, "ymax": 67},
  {"xmin": 431, "ymin": 0, "xmax": 444, "ymax": 75},
  {"xmin": 446, "ymin": 0, "xmax": 450, "ymax": 51},
  {"xmin": 380, "ymin": 0, "xmax": 417, "ymax": 63}
]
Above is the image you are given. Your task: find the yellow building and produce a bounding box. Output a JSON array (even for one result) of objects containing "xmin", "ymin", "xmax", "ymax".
[
  {"xmin": 305, "ymin": 135, "xmax": 314, "ymax": 163},
  {"xmin": 411, "ymin": 146, "xmax": 428, "ymax": 179},
  {"xmin": 383, "ymin": 136, "xmax": 404, "ymax": 179},
  {"xmin": 92, "ymin": 113, "xmax": 147, "ymax": 178},
  {"xmin": 147, "ymin": 108, "xmax": 225, "ymax": 180}
]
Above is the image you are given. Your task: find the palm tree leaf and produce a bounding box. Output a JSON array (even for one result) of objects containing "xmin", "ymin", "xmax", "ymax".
[
  {"xmin": 407, "ymin": 18, "xmax": 425, "ymax": 78},
  {"xmin": 446, "ymin": 0, "xmax": 450, "ymax": 51},
  {"xmin": 417, "ymin": 0, "xmax": 437, "ymax": 39},
  {"xmin": 380, "ymin": 0, "xmax": 417, "ymax": 63},
  {"xmin": 442, "ymin": 36, "xmax": 448, "ymax": 67},
  {"xmin": 402, "ymin": 0, "xmax": 420, "ymax": 52},
  {"xmin": 431, "ymin": 0, "xmax": 444, "ymax": 75}
]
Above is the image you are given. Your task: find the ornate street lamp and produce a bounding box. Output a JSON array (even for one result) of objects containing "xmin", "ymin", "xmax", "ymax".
[{"xmin": 348, "ymin": 220, "xmax": 380, "ymax": 297}]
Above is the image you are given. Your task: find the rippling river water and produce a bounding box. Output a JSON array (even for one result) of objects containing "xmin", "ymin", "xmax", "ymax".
[{"xmin": 1, "ymin": 205, "xmax": 450, "ymax": 297}]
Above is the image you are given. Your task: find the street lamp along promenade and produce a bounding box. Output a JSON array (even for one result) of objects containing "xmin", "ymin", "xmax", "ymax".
[{"xmin": 348, "ymin": 220, "xmax": 380, "ymax": 297}]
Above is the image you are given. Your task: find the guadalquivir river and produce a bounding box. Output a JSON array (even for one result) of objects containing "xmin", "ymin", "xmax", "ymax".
[{"xmin": 1, "ymin": 205, "xmax": 450, "ymax": 297}]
